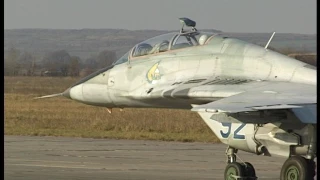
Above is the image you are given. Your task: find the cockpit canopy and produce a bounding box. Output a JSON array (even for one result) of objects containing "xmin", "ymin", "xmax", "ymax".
[
  {"xmin": 131, "ymin": 31, "xmax": 215, "ymax": 57},
  {"xmin": 112, "ymin": 18, "xmax": 216, "ymax": 65}
]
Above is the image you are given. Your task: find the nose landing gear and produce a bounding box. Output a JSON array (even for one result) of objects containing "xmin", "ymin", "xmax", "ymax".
[{"xmin": 224, "ymin": 147, "xmax": 257, "ymax": 180}]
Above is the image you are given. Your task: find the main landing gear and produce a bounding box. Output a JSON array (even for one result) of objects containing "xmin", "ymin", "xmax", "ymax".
[
  {"xmin": 224, "ymin": 147, "xmax": 257, "ymax": 180},
  {"xmin": 280, "ymin": 125, "xmax": 317, "ymax": 180},
  {"xmin": 224, "ymin": 123, "xmax": 317, "ymax": 180},
  {"xmin": 223, "ymin": 147, "xmax": 316, "ymax": 180},
  {"xmin": 280, "ymin": 156, "xmax": 316, "ymax": 180}
]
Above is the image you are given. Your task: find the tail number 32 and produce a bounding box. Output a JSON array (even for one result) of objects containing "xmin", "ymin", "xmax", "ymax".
[{"xmin": 220, "ymin": 123, "xmax": 246, "ymax": 140}]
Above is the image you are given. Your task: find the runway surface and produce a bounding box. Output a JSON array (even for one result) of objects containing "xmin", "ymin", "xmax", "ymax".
[{"xmin": 5, "ymin": 135, "xmax": 286, "ymax": 180}]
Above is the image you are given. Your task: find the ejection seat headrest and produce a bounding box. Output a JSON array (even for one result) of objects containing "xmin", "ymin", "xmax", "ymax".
[{"xmin": 198, "ymin": 34, "xmax": 209, "ymax": 45}]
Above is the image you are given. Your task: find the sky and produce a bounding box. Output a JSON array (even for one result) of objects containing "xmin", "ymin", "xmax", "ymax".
[{"xmin": 4, "ymin": 0, "xmax": 317, "ymax": 34}]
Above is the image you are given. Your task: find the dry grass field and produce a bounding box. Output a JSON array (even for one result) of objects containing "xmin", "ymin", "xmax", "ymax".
[{"xmin": 4, "ymin": 76, "xmax": 219, "ymax": 143}]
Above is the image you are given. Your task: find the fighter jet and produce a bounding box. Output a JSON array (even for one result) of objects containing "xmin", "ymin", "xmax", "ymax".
[{"xmin": 37, "ymin": 18, "xmax": 316, "ymax": 180}]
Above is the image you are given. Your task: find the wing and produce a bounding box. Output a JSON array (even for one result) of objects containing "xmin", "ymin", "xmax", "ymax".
[
  {"xmin": 189, "ymin": 81, "xmax": 316, "ymax": 124},
  {"xmin": 154, "ymin": 80, "xmax": 316, "ymax": 124},
  {"xmin": 191, "ymin": 83, "xmax": 315, "ymax": 113}
]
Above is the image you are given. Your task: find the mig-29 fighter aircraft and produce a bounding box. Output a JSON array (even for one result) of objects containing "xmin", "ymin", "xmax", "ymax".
[{"xmin": 37, "ymin": 18, "xmax": 316, "ymax": 180}]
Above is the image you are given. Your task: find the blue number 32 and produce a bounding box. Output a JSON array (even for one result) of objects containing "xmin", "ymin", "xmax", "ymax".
[{"xmin": 220, "ymin": 122, "xmax": 245, "ymax": 139}]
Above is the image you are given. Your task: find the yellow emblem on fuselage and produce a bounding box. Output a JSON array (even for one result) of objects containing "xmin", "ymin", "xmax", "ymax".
[{"xmin": 146, "ymin": 62, "xmax": 161, "ymax": 84}]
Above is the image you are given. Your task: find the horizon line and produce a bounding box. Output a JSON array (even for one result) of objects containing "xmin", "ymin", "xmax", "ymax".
[{"xmin": 4, "ymin": 28, "xmax": 316, "ymax": 35}]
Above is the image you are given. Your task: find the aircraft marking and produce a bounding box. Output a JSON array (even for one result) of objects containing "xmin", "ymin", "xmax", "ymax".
[
  {"xmin": 220, "ymin": 122, "xmax": 246, "ymax": 140},
  {"xmin": 146, "ymin": 62, "xmax": 161, "ymax": 84}
]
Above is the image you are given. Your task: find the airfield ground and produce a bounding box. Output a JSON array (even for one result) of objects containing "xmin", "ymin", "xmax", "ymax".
[{"xmin": 4, "ymin": 135, "xmax": 284, "ymax": 180}]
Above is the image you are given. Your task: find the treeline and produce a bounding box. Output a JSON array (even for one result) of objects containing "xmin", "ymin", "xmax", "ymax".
[
  {"xmin": 4, "ymin": 46, "xmax": 316, "ymax": 77},
  {"xmin": 4, "ymin": 47, "xmax": 117, "ymax": 77}
]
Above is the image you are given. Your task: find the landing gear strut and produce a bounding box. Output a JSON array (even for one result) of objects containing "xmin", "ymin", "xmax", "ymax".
[
  {"xmin": 224, "ymin": 146, "xmax": 257, "ymax": 180},
  {"xmin": 280, "ymin": 125, "xmax": 317, "ymax": 180}
]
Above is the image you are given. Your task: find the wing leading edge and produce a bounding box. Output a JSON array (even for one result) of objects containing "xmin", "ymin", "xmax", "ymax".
[{"xmin": 191, "ymin": 81, "xmax": 316, "ymax": 124}]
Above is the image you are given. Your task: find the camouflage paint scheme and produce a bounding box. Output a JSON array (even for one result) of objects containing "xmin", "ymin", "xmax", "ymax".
[{"xmin": 38, "ymin": 19, "xmax": 316, "ymax": 179}]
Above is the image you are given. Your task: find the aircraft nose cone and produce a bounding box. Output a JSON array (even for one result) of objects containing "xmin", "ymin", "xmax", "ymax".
[
  {"xmin": 62, "ymin": 84, "xmax": 84, "ymax": 101},
  {"xmin": 62, "ymin": 88, "xmax": 71, "ymax": 99}
]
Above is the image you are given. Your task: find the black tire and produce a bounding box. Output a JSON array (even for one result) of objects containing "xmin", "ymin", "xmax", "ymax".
[
  {"xmin": 242, "ymin": 162, "xmax": 256, "ymax": 178},
  {"xmin": 306, "ymin": 159, "xmax": 316, "ymax": 178},
  {"xmin": 280, "ymin": 156, "xmax": 314, "ymax": 180},
  {"xmin": 224, "ymin": 162, "xmax": 245, "ymax": 180}
]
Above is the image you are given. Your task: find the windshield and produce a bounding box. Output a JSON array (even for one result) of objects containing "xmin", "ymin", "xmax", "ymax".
[{"xmin": 113, "ymin": 51, "xmax": 129, "ymax": 65}]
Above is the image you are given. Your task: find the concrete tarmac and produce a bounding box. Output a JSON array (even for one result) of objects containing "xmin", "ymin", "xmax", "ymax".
[{"xmin": 5, "ymin": 135, "xmax": 286, "ymax": 180}]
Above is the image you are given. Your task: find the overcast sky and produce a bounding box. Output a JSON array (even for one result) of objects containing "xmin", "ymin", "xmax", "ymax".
[{"xmin": 4, "ymin": 0, "xmax": 317, "ymax": 34}]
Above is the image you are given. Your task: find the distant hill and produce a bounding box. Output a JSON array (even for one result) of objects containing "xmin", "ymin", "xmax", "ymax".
[{"xmin": 4, "ymin": 29, "xmax": 316, "ymax": 60}]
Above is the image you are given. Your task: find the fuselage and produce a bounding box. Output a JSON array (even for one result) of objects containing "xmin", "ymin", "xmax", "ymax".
[
  {"xmin": 63, "ymin": 33, "xmax": 316, "ymax": 109},
  {"xmin": 57, "ymin": 19, "xmax": 317, "ymax": 178}
]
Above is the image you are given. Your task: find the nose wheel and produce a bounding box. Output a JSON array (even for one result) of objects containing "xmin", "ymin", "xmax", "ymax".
[
  {"xmin": 280, "ymin": 156, "xmax": 316, "ymax": 180},
  {"xmin": 224, "ymin": 147, "xmax": 257, "ymax": 180},
  {"xmin": 224, "ymin": 162, "xmax": 256, "ymax": 180},
  {"xmin": 224, "ymin": 162, "xmax": 244, "ymax": 180}
]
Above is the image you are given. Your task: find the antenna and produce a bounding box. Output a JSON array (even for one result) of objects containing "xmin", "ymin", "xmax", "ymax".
[{"xmin": 265, "ymin": 32, "xmax": 276, "ymax": 49}]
